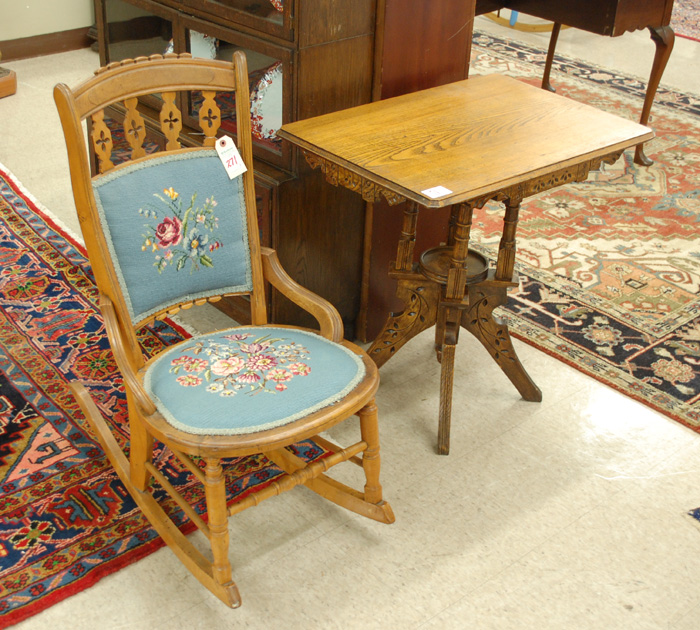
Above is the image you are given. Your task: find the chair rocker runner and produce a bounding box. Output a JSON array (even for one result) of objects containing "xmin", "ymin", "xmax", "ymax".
[{"xmin": 54, "ymin": 50, "xmax": 394, "ymax": 608}]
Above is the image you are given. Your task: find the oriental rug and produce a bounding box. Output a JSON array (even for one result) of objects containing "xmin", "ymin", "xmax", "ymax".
[
  {"xmin": 672, "ymin": 0, "xmax": 700, "ymax": 42},
  {"xmin": 688, "ymin": 507, "xmax": 700, "ymax": 527},
  {"xmin": 0, "ymin": 165, "xmax": 327, "ymax": 628},
  {"xmin": 470, "ymin": 32, "xmax": 700, "ymax": 432}
]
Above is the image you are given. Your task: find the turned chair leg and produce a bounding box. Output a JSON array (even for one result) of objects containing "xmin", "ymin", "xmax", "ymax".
[
  {"xmin": 127, "ymin": 398, "xmax": 154, "ymax": 492},
  {"xmin": 358, "ymin": 400, "xmax": 384, "ymax": 505},
  {"xmin": 204, "ymin": 458, "xmax": 234, "ymax": 588}
]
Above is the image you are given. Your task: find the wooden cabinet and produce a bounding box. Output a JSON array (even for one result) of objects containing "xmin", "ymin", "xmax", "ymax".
[{"xmin": 94, "ymin": 0, "xmax": 476, "ymax": 339}]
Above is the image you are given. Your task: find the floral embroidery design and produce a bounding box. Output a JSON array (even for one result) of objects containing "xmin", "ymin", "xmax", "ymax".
[
  {"xmin": 139, "ymin": 186, "xmax": 223, "ymax": 273},
  {"xmin": 169, "ymin": 333, "xmax": 311, "ymax": 395}
]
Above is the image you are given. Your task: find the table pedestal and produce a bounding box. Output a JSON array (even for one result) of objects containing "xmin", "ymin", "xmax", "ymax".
[{"xmin": 367, "ymin": 199, "xmax": 541, "ymax": 454}]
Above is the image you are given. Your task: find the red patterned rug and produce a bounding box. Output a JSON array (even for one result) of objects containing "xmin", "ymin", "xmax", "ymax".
[
  {"xmin": 672, "ymin": 0, "xmax": 700, "ymax": 42},
  {"xmin": 0, "ymin": 165, "xmax": 326, "ymax": 627},
  {"xmin": 471, "ymin": 32, "xmax": 700, "ymax": 432}
]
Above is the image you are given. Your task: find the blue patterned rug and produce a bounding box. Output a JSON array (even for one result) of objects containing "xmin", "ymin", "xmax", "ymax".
[{"xmin": 672, "ymin": 0, "xmax": 700, "ymax": 42}]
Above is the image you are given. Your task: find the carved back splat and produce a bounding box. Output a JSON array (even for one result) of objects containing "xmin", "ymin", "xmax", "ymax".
[
  {"xmin": 90, "ymin": 108, "xmax": 115, "ymax": 173},
  {"xmin": 87, "ymin": 54, "xmax": 228, "ymax": 173},
  {"xmin": 159, "ymin": 91, "xmax": 182, "ymax": 150},
  {"xmin": 123, "ymin": 97, "xmax": 147, "ymax": 159},
  {"xmin": 198, "ymin": 90, "xmax": 222, "ymax": 146}
]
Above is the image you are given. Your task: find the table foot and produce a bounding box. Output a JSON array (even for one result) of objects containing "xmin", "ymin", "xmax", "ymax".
[
  {"xmin": 462, "ymin": 283, "xmax": 542, "ymax": 402},
  {"xmin": 634, "ymin": 144, "xmax": 653, "ymax": 167},
  {"xmin": 367, "ymin": 276, "xmax": 439, "ymax": 368}
]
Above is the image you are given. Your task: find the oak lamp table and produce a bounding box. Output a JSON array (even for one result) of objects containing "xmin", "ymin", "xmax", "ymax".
[{"xmin": 277, "ymin": 74, "xmax": 653, "ymax": 454}]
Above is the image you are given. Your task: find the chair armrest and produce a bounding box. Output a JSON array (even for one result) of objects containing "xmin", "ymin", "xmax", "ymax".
[
  {"xmin": 98, "ymin": 295, "xmax": 157, "ymax": 416},
  {"xmin": 260, "ymin": 247, "xmax": 343, "ymax": 342}
]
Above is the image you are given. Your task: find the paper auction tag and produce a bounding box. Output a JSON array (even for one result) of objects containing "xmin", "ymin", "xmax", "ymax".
[
  {"xmin": 215, "ymin": 136, "xmax": 247, "ymax": 179},
  {"xmin": 421, "ymin": 185, "xmax": 453, "ymax": 199}
]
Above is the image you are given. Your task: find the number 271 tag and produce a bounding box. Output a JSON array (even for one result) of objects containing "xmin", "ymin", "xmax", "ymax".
[{"xmin": 215, "ymin": 136, "xmax": 248, "ymax": 179}]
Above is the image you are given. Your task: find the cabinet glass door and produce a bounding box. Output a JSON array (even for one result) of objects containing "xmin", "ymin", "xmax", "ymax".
[
  {"xmin": 103, "ymin": 0, "xmax": 174, "ymax": 63},
  {"xmin": 182, "ymin": 19, "xmax": 292, "ymax": 167},
  {"xmin": 101, "ymin": 0, "xmax": 177, "ymax": 110},
  {"xmin": 178, "ymin": 0, "xmax": 293, "ymax": 40}
]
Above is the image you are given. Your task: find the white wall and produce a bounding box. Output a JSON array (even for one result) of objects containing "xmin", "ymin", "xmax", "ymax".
[{"xmin": 0, "ymin": 0, "xmax": 94, "ymax": 41}]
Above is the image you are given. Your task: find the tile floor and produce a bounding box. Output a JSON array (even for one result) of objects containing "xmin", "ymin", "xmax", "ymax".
[{"xmin": 2, "ymin": 14, "xmax": 700, "ymax": 630}]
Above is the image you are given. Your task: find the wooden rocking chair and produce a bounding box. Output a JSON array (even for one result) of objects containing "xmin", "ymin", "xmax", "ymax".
[{"xmin": 54, "ymin": 51, "xmax": 394, "ymax": 608}]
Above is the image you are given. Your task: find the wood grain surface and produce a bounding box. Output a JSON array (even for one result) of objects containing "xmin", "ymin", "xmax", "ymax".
[{"xmin": 279, "ymin": 74, "xmax": 653, "ymax": 207}]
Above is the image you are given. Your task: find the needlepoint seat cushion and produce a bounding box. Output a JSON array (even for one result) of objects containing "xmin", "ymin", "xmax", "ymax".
[
  {"xmin": 92, "ymin": 150, "xmax": 252, "ymax": 324},
  {"xmin": 143, "ymin": 327, "xmax": 366, "ymax": 435}
]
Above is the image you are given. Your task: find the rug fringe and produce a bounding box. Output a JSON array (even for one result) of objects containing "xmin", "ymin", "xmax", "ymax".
[
  {"xmin": 169, "ymin": 315, "xmax": 200, "ymax": 336},
  {"xmin": 0, "ymin": 161, "xmax": 86, "ymax": 248}
]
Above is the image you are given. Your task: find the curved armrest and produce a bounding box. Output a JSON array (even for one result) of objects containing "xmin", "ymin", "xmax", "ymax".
[
  {"xmin": 99, "ymin": 295, "xmax": 157, "ymax": 416},
  {"xmin": 261, "ymin": 247, "xmax": 343, "ymax": 342}
]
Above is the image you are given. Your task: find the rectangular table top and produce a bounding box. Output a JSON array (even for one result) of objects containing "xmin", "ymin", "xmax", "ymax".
[{"xmin": 277, "ymin": 74, "xmax": 654, "ymax": 208}]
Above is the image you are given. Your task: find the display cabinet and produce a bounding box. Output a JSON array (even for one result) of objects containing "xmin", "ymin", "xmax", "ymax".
[
  {"xmin": 97, "ymin": 0, "xmax": 291, "ymax": 166},
  {"xmin": 94, "ymin": 0, "xmax": 476, "ymax": 338}
]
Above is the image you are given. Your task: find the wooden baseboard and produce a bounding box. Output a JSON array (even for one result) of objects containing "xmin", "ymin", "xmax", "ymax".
[{"xmin": 0, "ymin": 27, "xmax": 92, "ymax": 62}]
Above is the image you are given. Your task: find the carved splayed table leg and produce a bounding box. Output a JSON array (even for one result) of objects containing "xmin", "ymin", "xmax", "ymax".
[
  {"xmin": 368, "ymin": 201, "xmax": 439, "ymax": 367},
  {"xmin": 462, "ymin": 196, "xmax": 542, "ymax": 403},
  {"xmin": 367, "ymin": 272, "xmax": 440, "ymax": 368},
  {"xmin": 462, "ymin": 279, "xmax": 542, "ymax": 402}
]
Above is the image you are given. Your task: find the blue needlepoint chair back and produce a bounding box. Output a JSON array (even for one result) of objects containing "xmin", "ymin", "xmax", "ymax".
[{"xmin": 92, "ymin": 149, "xmax": 252, "ymax": 324}]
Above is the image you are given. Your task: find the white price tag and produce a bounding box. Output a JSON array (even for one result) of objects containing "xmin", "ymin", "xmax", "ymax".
[
  {"xmin": 421, "ymin": 185, "xmax": 453, "ymax": 199},
  {"xmin": 215, "ymin": 136, "xmax": 247, "ymax": 179}
]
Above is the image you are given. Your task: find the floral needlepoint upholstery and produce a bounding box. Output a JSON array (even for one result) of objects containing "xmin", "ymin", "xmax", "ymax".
[
  {"xmin": 144, "ymin": 327, "xmax": 366, "ymax": 435},
  {"xmin": 92, "ymin": 150, "xmax": 252, "ymax": 323}
]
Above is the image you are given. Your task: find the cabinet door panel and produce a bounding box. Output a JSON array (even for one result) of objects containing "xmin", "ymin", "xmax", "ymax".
[{"xmin": 378, "ymin": 0, "xmax": 474, "ymax": 99}]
